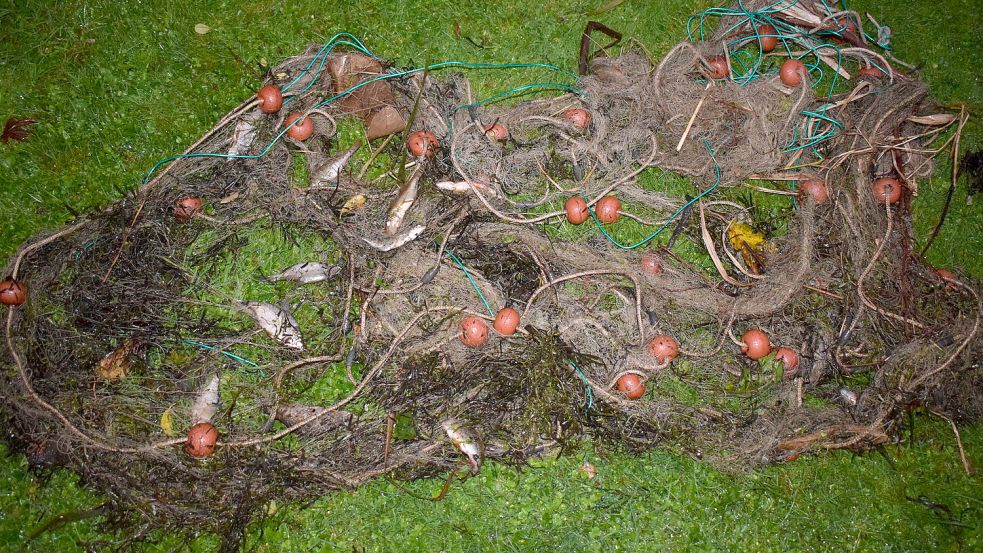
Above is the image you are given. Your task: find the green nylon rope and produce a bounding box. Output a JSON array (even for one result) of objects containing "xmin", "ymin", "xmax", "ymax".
[
  {"xmin": 585, "ymin": 140, "xmax": 722, "ymax": 251},
  {"xmin": 444, "ymin": 249, "xmax": 495, "ymax": 316},
  {"xmin": 142, "ymin": 52, "xmax": 581, "ymax": 184},
  {"xmin": 183, "ymin": 339, "xmax": 260, "ymax": 370}
]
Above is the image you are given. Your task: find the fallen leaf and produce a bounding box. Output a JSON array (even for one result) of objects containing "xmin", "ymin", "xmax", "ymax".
[
  {"xmin": 727, "ymin": 222, "xmax": 769, "ymax": 274},
  {"xmin": 2, "ymin": 118, "xmax": 37, "ymax": 144},
  {"xmin": 365, "ymin": 105, "xmax": 406, "ymax": 140},
  {"xmin": 727, "ymin": 222, "xmax": 766, "ymax": 250},
  {"xmin": 160, "ymin": 407, "xmax": 178, "ymax": 437},
  {"xmin": 96, "ymin": 339, "xmax": 139, "ymax": 381},
  {"xmin": 340, "ymin": 194, "xmax": 367, "ymax": 216},
  {"xmin": 194, "ymin": 23, "xmax": 211, "ymax": 35},
  {"xmin": 327, "ymin": 52, "xmax": 395, "ymax": 121},
  {"xmin": 907, "ymin": 114, "xmax": 957, "ymax": 126}
]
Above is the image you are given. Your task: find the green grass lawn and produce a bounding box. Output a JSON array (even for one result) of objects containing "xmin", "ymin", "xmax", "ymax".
[{"xmin": 1, "ymin": 0, "xmax": 981, "ymax": 551}]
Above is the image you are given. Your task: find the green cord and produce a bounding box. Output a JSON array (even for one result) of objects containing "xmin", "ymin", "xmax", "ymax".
[
  {"xmin": 687, "ymin": 0, "xmax": 891, "ymax": 156},
  {"xmin": 585, "ymin": 140, "xmax": 722, "ymax": 251},
  {"xmin": 141, "ymin": 51, "xmax": 581, "ymax": 184},
  {"xmin": 567, "ymin": 360, "xmax": 594, "ymax": 410},
  {"xmin": 444, "ymin": 249, "xmax": 495, "ymax": 316},
  {"xmin": 442, "ymin": 250, "xmax": 592, "ymax": 410},
  {"xmin": 453, "ymin": 82, "xmax": 584, "ymax": 113},
  {"xmin": 183, "ymin": 339, "xmax": 260, "ymax": 370},
  {"xmin": 283, "ymin": 34, "xmax": 376, "ymax": 94}
]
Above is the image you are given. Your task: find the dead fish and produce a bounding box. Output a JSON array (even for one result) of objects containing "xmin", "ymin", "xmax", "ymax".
[
  {"xmin": 441, "ymin": 418, "xmax": 483, "ymax": 474},
  {"xmin": 190, "ymin": 375, "xmax": 220, "ymax": 425},
  {"xmin": 228, "ymin": 117, "xmax": 259, "ymax": 158},
  {"xmin": 244, "ymin": 301, "xmax": 305, "ymax": 351},
  {"xmin": 311, "ymin": 141, "xmax": 361, "ymax": 186},
  {"xmin": 839, "ymin": 388, "xmax": 858, "ymax": 406},
  {"xmin": 435, "ymin": 180, "xmax": 469, "ymax": 194},
  {"xmin": 275, "ymin": 404, "xmax": 352, "ymax": 437},
  {"xmin": 269, "ymin": 262, "xmax": 340, "ymax": 285},
  {"xmin": 385, "ymin": 167, "xmax": 423, "ymax": 236},
  {"xmin": 362, "ymin": 224, "xmax": 425, "ymax": 252},
  {"xmin": 434, "ymin": 178, "xmax": 498, "ymax": 198}
]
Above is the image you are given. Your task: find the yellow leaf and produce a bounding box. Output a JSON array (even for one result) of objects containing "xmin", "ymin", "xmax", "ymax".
[
  {"xmin": 160, "ymin": 407, "xmax": 177, "ymax": 437},
  {"xmin": 340, "ymin": 194, "xmax": 367, "ymax": 216},
  {"xmin": 727, "ymin": 222, "xmax": 766, "ymax": 251},
  {"xmin": 194, "ymin": 23, "xmax": 211, "ymax": 35},
  {"xmin": 727, "ymin": 222, "xmax": 770, "ymax": 274}
]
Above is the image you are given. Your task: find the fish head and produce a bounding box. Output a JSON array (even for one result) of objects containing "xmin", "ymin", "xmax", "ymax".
[{"xmin": 283, "ymin": 333, "xmax": 305, "ymax": 351}]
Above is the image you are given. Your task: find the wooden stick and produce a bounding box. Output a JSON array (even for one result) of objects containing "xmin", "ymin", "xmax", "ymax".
[
  {"xmin": 383, "ymin": 412, "xmax": 396, "ymax": 467},
  {"xmin": 357, "ymin": 133, "xmax": 395, "ymax": 180},
  {"xmin": 929, "ymin": 410, "xmax": 975, "ymax": 476},
  {"xmin": 677, "ymin": 82, "xmax": 712, "ymax": 152},
  {"xmin": 101, "ymin": 197, "xmax": 148, "ymax": 283}
]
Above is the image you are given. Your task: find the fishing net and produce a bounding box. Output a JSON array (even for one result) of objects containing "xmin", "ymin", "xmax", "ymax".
[{"xmin": 2, "ymin": 0, "xmax": 979, "ymax": 548}]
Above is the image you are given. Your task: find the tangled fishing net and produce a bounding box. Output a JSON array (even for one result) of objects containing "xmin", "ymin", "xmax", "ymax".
[{"xmin": 2, "ymin": 0, "xmax": 980, "ymax": 547}]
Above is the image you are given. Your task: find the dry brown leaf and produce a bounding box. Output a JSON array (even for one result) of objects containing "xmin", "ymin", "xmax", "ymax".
[
  {"xmin": 365, "ymin": 105, "xmax": 406, "ymax": 140},
  {"xmin": 96, "ymin": 339, "xmax": 139, "ymax": 381},
  {"xmin": 907, "ymin": 114, "xmax": 957, "ymax": 126},
  {"xmin": 327, "ymin": 52, "xmax": 396, "ymax": 121}
]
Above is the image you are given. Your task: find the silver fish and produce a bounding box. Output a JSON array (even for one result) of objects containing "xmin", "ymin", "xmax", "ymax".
[
  {"xmin": 839, "ymin": 388, "xmax": 858, "ymax": 406},
  {"xmin": 311, "ymin": 141, "xmax": 361, "ymax": 186},
  {"xmin": 275, "ymin": 404, "xmax": 352, "ymax": 437},
  {"xmin": 269, "ymin": 262, "xmax": 340, "ymax": 285},
  {"xmin": 244, "ymin": 301, "xmax": 305, "ymax": 351},
  {"xmin": 190, "ymin": 374, "xmax": 220, "ymax": 425},
  {"xmin": 362, "ymin": 224, "xmax": 425, "ymax": 252},
  {"xmin": 442, "ymin": 418, "xmax": 483, "ymax": 474},
  {"xmin": 385, "ymin": 167, "xmax": 423, "ymax": 236},
  {"xmin": 434, "ymin": 179, "xmax": 498, "ymax": 198}
]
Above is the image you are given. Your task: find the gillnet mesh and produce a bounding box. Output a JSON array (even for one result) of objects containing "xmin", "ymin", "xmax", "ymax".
[{"xmin": 2, "ymin": 0, "xmax": 980, "ymax": 547}]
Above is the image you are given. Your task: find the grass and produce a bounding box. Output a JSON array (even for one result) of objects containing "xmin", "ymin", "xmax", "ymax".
[
  {"xmin": 1, "ymin": 0, "xmax": 981, "ymax": 551},
  {"xmin": 3, "ymin": 420, "xmax": 981, "ymax": 551}
]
